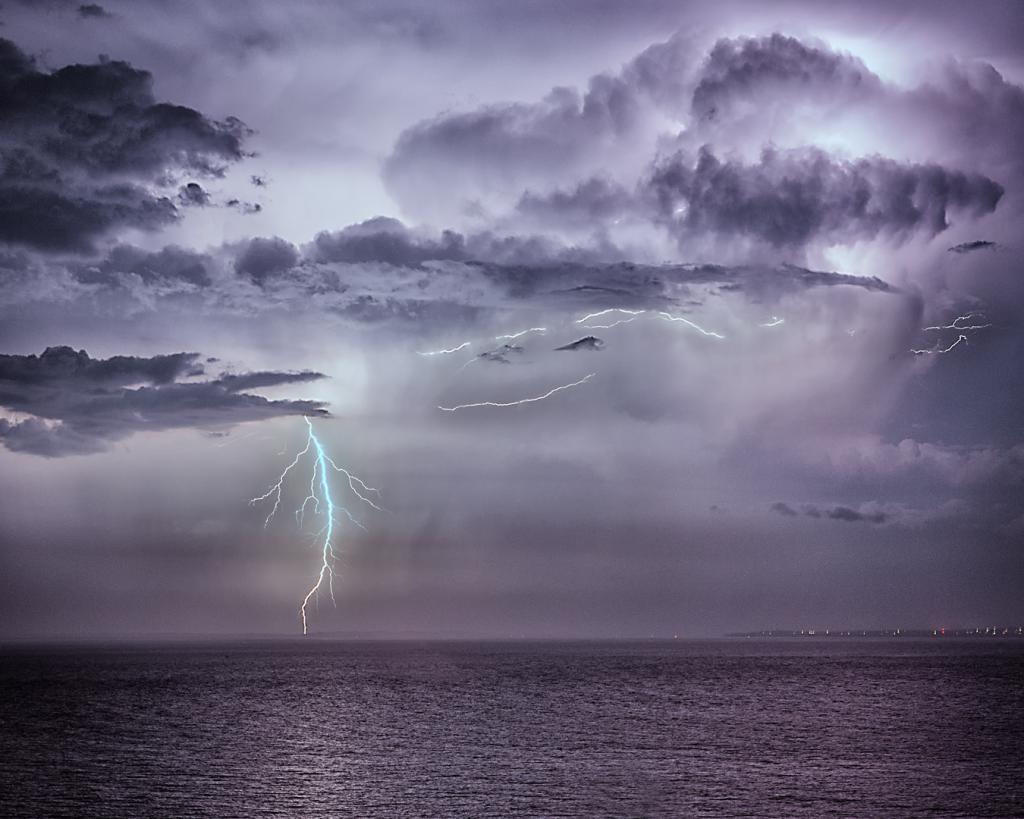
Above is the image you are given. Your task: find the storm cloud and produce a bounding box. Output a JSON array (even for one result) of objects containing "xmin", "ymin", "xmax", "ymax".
[
  {"xmin": 691, "ymin": 33, "xmax": 882, "ymax": 122},
  {"xmin": 645, "ymin": 146, "xmax": 1004, "ymax": 248},
  {"xmin": 0, "ymin": 5, "xmax": 1022, "ymax": 638},
  {"xmin": 0, "ymin": 346, "xmax": 326, "ymax": 456},
  {"xmin": 0, "ymin": 37, "xmax": 249, "ymax": 252}
]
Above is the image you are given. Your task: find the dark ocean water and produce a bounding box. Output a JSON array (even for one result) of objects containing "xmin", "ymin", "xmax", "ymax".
[{"xmin": 0, "ymin": 640, "xmax": 1021, "ymax": 818}]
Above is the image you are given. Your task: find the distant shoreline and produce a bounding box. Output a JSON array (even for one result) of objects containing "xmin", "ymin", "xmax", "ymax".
[{"xmin": 727, "ymin": 628, "xmax": 1024, "ymax": 639}]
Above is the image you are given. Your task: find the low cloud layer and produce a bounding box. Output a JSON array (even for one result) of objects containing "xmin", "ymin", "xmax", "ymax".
[{"xmin": 0, "ymin": 346, "xmax": 326, "ymax": 456}]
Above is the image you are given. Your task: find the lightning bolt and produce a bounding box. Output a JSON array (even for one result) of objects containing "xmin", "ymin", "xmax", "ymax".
[
  {"xmin": 250, "ymin": 417, "xmax": 380, "ymax": 635},
  {"xmin": 417, "ymin": 342, "xmax": 472, "ymax": 357},
  {"xmin": 495, "ymin": 327, "xmax": 547, "ymax": 341},
  {"xmin": 657, "ymin": 311, "xmax": 726, "ymax": 339},
  {"xmin": 760, "ymin": 316, "xmax": 785, "ymax": 328},
  {"xmin": 923, "ymin": 314, "xmax": 991, "ymax": 332},
  {"xmin": 438, "ymin": 373, "xmax": 596, "ymax": 412},
  {"xmin": 576, "ymin": 308, "xmax": 646, "ymax": 329},
  {"xmin": 911, "ymin": 334, "xmax": 968, "ymax": 355}
]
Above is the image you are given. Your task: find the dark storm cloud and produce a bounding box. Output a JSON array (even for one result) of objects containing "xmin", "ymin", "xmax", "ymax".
[
  {"xmin": 0, "ymin": 345, "xmax": 198, "ymax": 385},
  {"xmin": 383, "ymin": 28, "xmax": 1019, "ymax": 260},
  {"xmin": 226, "ymin": 198, "xmax": 262, "ymax": 215},
  {"xmin": 0, "ymin": 157, "xmax": 178, "ymax": 252},
  {"xmin": 0, "ymin": 346, "xmax": 327, "ymax": 456},
  {"xmin": 555, "ymin": 336, "xmax": 605, "ymax": 352},
  {"xmin": 773, "ymin": 501, "xmax": 886, "ymax": 524},
  {"xmin": 178, "ymin": 182, "xmax": 210, "ymax": 207},
  {"xmin": 948, "ymin": 240, "xmax": 997, "ymax": 254},
  {"xmin": 307, "ymin": 217, "xmax": 619, "ymax": 272},
  {"xmin": 234, "ymin": 237, "xmax": 299, "ymax": 284},
  {"xmin": 476, "ymin": 343, "xmax": 524, "ymax": 364},
  {"xmin": 212, "ymin": 370, "xmax": 325, "ymax": 392},
  {"xmin": 645, "ymin": 147, "xmax": 1004, "ymax": 248},
  {"xmin": 309, "ymin": 217, "xmax": 466, "ymax": 267},
  {"xmin": 74, "ymin": 244, "xmax": 212, "ymax": 287},
  {"xmin": 0, "ymin": 37, "xmax": 249, "ymax": 252},
  {"xmin": 0, "ymin": 204, "xmax": 899, "ymax": 323},
  {"xmin": 691, "ymin": 33, "xmax": 881, "ymax": 121},
  {"xmin": 824, "ymin": 506, "xmax": 888, "ymax": 524},
  {"xmin": 77, "ymin": 3, "xmax": 111, "ymax": 19},
  {"xmin": 474, "ymin": 258, "xmax": 894, "ymax": 305}
]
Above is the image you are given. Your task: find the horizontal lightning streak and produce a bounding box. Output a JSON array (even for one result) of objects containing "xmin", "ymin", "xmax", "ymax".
[
  {"xmin": 438, "ymin": 373, "xmax": 596, "ymax": 412},
  {"xmin": 657, "ymin": 312, "xmax": 726, "ymax": 339},
  {"xmin": 911, "ymin": 334, "xmax": 968, "ymax": 355},
  {"xmin": 581, "ymin": 316, "xmax": 641, "ymax": 329},
  {"xmin": 575, "ymin": 308, "xmax": 645, "ymax": 325},
  {"xmin": 923, "ymin": 314, "xmax": 991, "ymax": 332},
  {"xmin": 495, "ymin": 327, "xmax": 547, "ymax": 341},
  {"xmin": 417, "ymin": 342, "xmax": 471, "ymax": 356}
]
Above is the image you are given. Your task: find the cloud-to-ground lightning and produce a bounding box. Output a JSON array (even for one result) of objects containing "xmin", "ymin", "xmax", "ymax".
[
  {"xmin": 760, "ymin": 316, "xmax": 785, "ymax": 327},
  {"xmin": 576, "ymin": 308, "xmax": 646, "ymax": 329},
  {"xmin": 657, "ymin": 311, "xmax": 726, "ymax": 339},
  {"xmin": 250, "ymin": 417, "xmax": 381, "ymax": 635},
  {"xmin": 495, "ymin": 327, "xmax": 547, "ymax": 341},
  {"xmin": 417, "ymin": 342, "xmax": 472, "ymax": 356},
  {"xmin": 438, "ymin": 373, "xmax": 596, "ymax": 412},
  {"xmin": 911, "ymin": 334, "xmax": 969, "ymax": 355}
]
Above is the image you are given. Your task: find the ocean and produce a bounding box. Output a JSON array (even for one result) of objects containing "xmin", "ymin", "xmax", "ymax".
[{"xmin": 1, "ymin": 639, "xmax": 1021, "ymax": 817}]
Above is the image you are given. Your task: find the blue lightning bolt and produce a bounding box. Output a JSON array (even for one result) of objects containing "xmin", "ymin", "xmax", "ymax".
[{"xmin": 250, "ymin": 417, "xmax": 380, "ymax": 635}]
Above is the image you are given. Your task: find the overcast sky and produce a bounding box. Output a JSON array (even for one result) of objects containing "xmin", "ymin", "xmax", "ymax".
[{"xmin": 1, "ymin": 0, "xmax": 1022, "ymax": 638}]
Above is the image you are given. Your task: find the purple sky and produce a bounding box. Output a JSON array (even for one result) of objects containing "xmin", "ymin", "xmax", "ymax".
[{"xmin": 0, "ymin": 0, "xmax": 1022, "ymax": 637}]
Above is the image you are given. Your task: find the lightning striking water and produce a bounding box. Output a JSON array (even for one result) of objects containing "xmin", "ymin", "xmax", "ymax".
[
  {"xmin": 417, "ymin": 342, "xmax": 471, "ymax": 356},
  {"xmin": 495, "ymin": 327, "xmax": 547, "ymax": 341},
  {"xmin": 438, "ymin": 373, "xmax": 596, "ymax": 412},
  {"xmin": 911, "ymin": 334, "xmax": 969, "ymax": 355},
  {"xmin": 576, "ymin": 308, "xmax": 646, "ymax": 329},
  {"xmin": 250, "ymin": 417, "xmax": 380, "ymax": 634},
  {"xmin": 657, "ymin": 312, "xmax": 726, "ymax": 339}
]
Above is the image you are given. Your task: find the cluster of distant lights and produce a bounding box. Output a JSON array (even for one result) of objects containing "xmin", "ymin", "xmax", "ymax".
[{"xmin": 740, "ymin": 627, "xmax": 1024, "ymax": 638}]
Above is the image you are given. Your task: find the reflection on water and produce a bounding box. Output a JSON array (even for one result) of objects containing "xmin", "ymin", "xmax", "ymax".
[{"xmin": 1, "ymin": 640, "xmax": 1022, "ymax": 817}]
